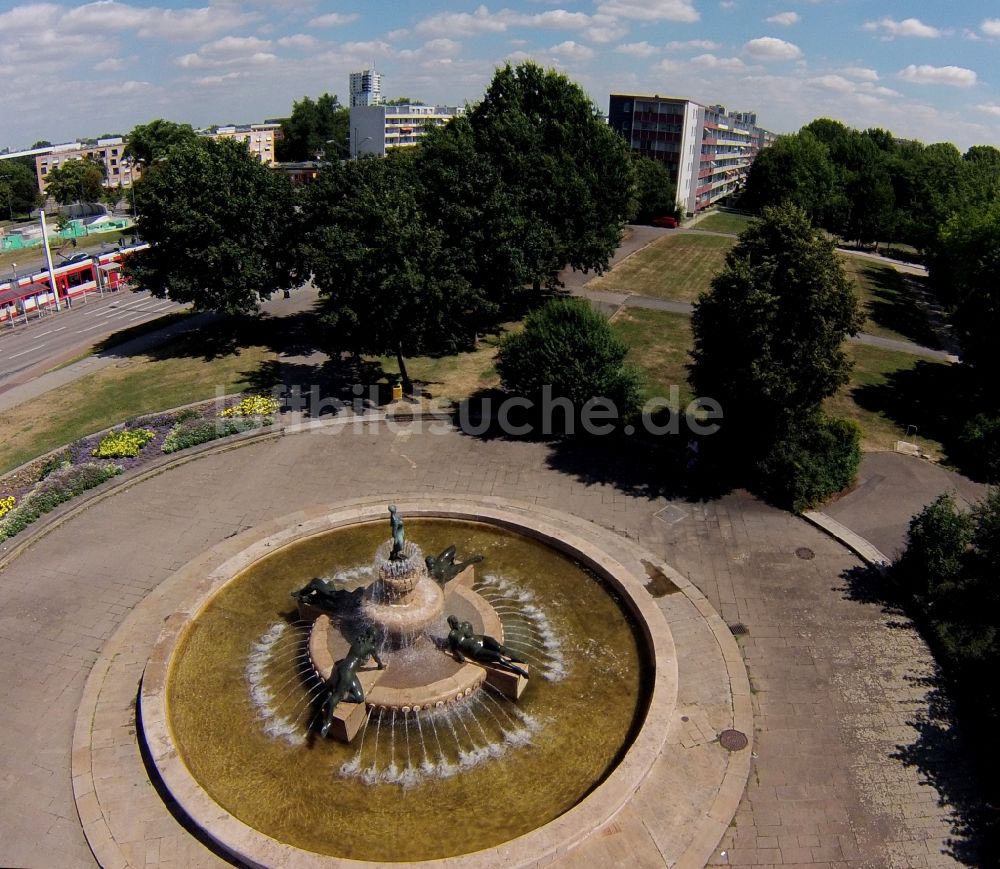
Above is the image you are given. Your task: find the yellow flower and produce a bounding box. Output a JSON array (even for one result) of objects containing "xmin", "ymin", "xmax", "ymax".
[{"xmin": 219, "ymin": 395, "xmax": 280, "ymax": 418}]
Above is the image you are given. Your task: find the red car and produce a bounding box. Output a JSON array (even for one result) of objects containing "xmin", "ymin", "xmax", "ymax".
[{"xmin": 652, "ymin": 215, "xmax": 678, "ymax": 228}]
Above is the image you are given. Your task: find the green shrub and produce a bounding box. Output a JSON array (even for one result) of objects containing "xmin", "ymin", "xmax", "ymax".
[
  {"xmin": 0, "ymin": 462, "xmax": 123, "ymax": 541},
  {"xmin": 92, "ymin": 428, "xmax": 156, "ymax": 458},
  {"xmin": 754, "ymin": 413, "xmax": 862, "ymax": 511},
  {"xmin": 162, "ymin": 416, "xmax": 260, "ymax": 454},
  {"xmin": 495, "ymin": 299, "xmax": 642, "ymax": 432},
  {"xmin": 958, "ymin": 412, "xmax": 1000, "ymax": 483}
]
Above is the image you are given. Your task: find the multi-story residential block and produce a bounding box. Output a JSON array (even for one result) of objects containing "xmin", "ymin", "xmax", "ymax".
[
  {"xmin": 350, "ymin": 67, "xmax": 382, "ymax": 108},
  {"xmin": 607, "ymin": 93, "xmax": 774, "ymax": 215},
  {"xmin": 202, "ymin": 124, "xmax": 279, "ymax": 166},
  {"xmin": 30, "ymin": 138, "xmax": 139, "ymax": 193},
  {"xmin": 349, "ymin": 103, "xmax": 462, "ymax": 158}
]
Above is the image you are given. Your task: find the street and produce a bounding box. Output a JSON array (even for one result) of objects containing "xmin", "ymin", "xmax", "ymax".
[{"xmin": 0, "ymin": 288, "xmax": 186, "ymax": 387}]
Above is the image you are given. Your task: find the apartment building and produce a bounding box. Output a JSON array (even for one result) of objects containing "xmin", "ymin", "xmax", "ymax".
[
  {"xmin": 349, "ymin": 103, "xmax": 462, "ymax": 158},
  {"xmin": 350, "ymin": 67, "xmax": 382, "ymax": 108},
  {"xmin": 203, "ymin": 124, "xmax": 279, "ymax": 167},
  {"xmin": 607, "ymin": 94, "xmax": 773, "ymax": 214},
  {"xmin": 30, "ymin": 138, "xmax": 139, "ymax": 193}
]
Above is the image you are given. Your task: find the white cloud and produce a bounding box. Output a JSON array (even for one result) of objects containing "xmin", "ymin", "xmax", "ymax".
[
  {"xmin": 201, "ymin": 35, "xmax": 271, "ymax": 56},
  {"xmin": 308, "ymin": 12, "xmax": 358, "ymax": 28},
  {"xmin": 863, "ymin": 17, "xmax": 944, "ymax": 40},
  {"xmin": 414, "ymin": 5, "xmax": 623, "ymax": 42},
  {"xmin": 276, "ymin": 34, "xmax": 318, "ymax": 50},
  {"xmin": 765, "ymin": 12, "xmax": 800, "ymax": 26},
  {"xmin": 807, "ymin": 74, "xmax": 854, "ymax": 93},
  {"xmin": 690, "ymin": 53, "xmax": 745, "ymax": 70},
  {"xmin": 547, "ymin": 40, "xmax": 594, "ymax": 61},
  {"xmin": 976, "ymin": 103, "xmax": 1000, "ymax": 117},
  {"xmin": 596, "ymin": 0, "xmax": 699, "ymax": 22},
  {"xmin": 840, "ymin": 66, "xmax": 879, "ymax": 82},
  {"xmin": 665, "ymin": 39, "xmax": 721, "ymax": 50},
  {"xmin": 615, "ymin": 41, "xmax": 658, "ymax": 57},
  {"xmin": 982, "ymin": 19, "xmax": 1000, "ymax": 38},
  {"xmin": 743, "ymin": 36, "xmax": 801, "ymax": 60},
  {"xmin": 898, "ymin": 64, "xmax": 977, "ymax": 87},
  {"xmin": 94, "ymin": 56, "xmax": 124, "ymax": 71}
]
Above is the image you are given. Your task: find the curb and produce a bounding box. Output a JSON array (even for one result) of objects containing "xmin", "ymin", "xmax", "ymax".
[{"xmin": 800, "ymin": 509, "xmax": 891, "ymax": 570}]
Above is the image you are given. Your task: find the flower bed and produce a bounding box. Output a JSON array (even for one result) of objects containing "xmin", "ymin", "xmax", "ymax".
[
  {"xmin": 162, "ymin": 417, "xmax": 263, "ymax": 454},
  {"xmin": 0, "ymin": 394, "xmax": 281, "ymax": 546},
  {"xmin": 92, "ymin": 428, "xmax": 157, "ymax": 459},
  {"xmin": 220, "ymin": 394, "xmax": 280, "ymax": 417},
  {"xmin": 0, "ymin": 463, "xmax": 123, "ymax": 542}
]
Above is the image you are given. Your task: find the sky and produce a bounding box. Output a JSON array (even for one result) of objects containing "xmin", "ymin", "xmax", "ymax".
[{"xmin": 2, "ymin": 0, "xmax": 1000, "ymax": 152}]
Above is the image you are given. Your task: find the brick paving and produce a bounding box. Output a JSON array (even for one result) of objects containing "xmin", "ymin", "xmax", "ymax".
[{"xmin": 0, "ymin": 423, "xmax": 981, "ymax": 867}]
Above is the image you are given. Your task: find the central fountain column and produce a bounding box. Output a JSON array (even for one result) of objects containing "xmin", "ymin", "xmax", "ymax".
[{"xmin": 360, "ymin": 540, "xmax": 445, "ymax": 644}]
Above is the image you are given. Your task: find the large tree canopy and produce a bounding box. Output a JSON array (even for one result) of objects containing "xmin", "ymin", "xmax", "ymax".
[
  {"xmin": 466, "ymin": 61, "xmax": 634, "ymax": 287},
  {"xmin": 929, "ymin": 199, "xmax": 1000, "ymax": 384},
  {"xmin": 123, "ymin": 119, "xmax": 198, "ymax": 166},
  {"xmin": 691, "ymin": 202, "xmax": 863, "ymax": 442},
  {"xmin": 629, "ymin": 155, "xmax": 678, "ymax": 223},
  {"xmin": 740, "ymin": 130, "xmax": 835, "ymax": 224},
  {"xmin": 124, "ymin": 138, "xmax": 300, "ymax": 313},
  {"xmin": 277, "ymin": 93, "xmax": 349, "ymax": 161},
  {"xmin": 0, "ymin": 160, "xmax": 40, "ymax": 217},
  {"xmin": 300, "ymin": 151, "xmax": 485, "ymax": 385},
  {"xmin": 43, "ymin": 158, "xmax": 104, "ymax": 205}
]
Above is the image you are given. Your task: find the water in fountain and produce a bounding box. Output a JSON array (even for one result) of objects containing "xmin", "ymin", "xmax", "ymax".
[{"xmin": 167, "ymin": 518, "xmax": 649, "ymax": 862}]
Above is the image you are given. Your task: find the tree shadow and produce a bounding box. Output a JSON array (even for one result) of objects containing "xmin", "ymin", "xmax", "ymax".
[
  {"xmin": 837, "ymin": 565, "xmax": 996, "ymax": 866},
  {"xmin": 861, "ymin": 265, "xmax": 941, "ymax": 349},
  {"xmin": 852, "ymin": 360, "xmax": 971, "ymax": 465},
  {"xmin": 449, "ymin": 389, "xmax": 730, "ymax": 502}
]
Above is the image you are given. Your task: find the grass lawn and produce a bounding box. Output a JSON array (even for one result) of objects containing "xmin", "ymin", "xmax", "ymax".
[
  {"xmin": 825, "ymin": 343, "xmax": 948, "ymax": 457},
  {"xmin": 586, "ymin": 233, "xmax": 734, "ymax": 303},
  {"xmin": 376, "ymin": 330, "xmax": 508, "ymax": 407},
  {"xmin": 839, "ymin": 255, "xmax": 939, "ymax": 348},
  {"xmin": 692, "ymin": 212, "xmax": 754, "ymax": 235},
  {"xmin": 610, "ymin": 308, "xmax": 694, "ymax": 408},
  {"xmin": 0, "ymin": 344, "xmax": 276, "ymax": 475}
]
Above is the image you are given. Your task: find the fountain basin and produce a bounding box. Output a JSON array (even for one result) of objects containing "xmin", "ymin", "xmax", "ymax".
[{"xmin": 138, "ymin": 500, "xmax": 678, "ymax": 866}]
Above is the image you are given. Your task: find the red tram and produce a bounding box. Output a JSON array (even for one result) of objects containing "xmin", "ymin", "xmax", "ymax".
[{"xmin": 0, "ymin": 242, "xmax": 148, "ymax": 324}]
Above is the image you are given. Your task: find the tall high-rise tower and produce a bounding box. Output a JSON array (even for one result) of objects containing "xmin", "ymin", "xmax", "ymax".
[{"xmin": 349, "ymin": 66, "xmax": 382, "ymax": 108}]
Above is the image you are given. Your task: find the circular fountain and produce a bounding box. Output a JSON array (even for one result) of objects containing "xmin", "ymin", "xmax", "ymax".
[{"xmin": 136, "ymin": 500, "xmax": 682, "ymax": 866}]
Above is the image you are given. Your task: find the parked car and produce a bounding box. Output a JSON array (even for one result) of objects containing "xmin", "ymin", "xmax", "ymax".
[{"xmin": 651, "ymin": 215, "xmax": 678, "ymax": 228}]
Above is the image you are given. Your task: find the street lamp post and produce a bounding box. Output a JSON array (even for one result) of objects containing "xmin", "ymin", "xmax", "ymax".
[{"xmin": 352, "ymin": 128, "xmax": 373, "ymax": 159}]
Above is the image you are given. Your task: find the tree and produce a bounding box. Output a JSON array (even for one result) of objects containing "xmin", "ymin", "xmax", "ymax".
[
  {"xmin": 495, "ymin": 298, "xmax": 641, "ymax": 429},
  {"xmin": 383, "ymin": 96, "xmax": 424, "ymax": 106},
  {"xmin": 690, "ymin": 203, "xmax": 864, "ymax": 502},
  {"xmin": 467, "ymin": 61, "xmax": 634, "ymax": 288},
  {"xmin": 300, "ymin": 150, "xmax": 484, "ymax": 387},
  {"xmin": 124, "ymin": 138, "xmax": 300, "ymax": 313},
  {"xmin": 277, "ymin": 93, "xmax": 349, "ymax": 161},
  {"xmin": 740, "ymin": 131, "xmax": 835, "ymax": 223},
  {"xmin": 123, "ymin": 119, "xmax": 198, "ymax": 166},
  {"xmin": 43, "ymin": 158, "xmax": 104, "ymax": 205},
  {"xmin": 629, "ymin": 155, "xmax": 677, "ymax": 223},
  {"xmin": 929, "ymin": 199, "xmax": 1000, "ymax": 383},
  {"xmin": 0, "ymin": 160, "xmax": 40, "ymax": 218}
]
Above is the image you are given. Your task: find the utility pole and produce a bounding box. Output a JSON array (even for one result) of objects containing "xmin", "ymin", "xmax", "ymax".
[{"xmin": 39, "ymin": 210, "xmax": 61, "ymax": 312}]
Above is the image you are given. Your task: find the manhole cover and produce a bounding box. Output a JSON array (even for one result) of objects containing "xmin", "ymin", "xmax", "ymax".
[
  {"xmin": 653, "ymin": 504, "xmax": 688, "ymax": 526},
  {"xmin": 728, "ymin": 622, "xmax": 749, "ymax": 636},
  {"xmin": 719, "ymin": 729, "xmax": 749, "ymax": 751},
  {"xmin": 796, "ymin": 547, "xmax": 815, "ymax": 560}
]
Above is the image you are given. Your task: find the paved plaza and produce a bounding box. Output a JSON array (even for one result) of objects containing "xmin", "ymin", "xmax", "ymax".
[{"xmin": 0, "ymin": 416, "xmax": 983, "ymax": 867}]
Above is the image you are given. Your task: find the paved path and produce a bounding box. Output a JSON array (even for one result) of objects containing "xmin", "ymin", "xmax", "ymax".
[
  {"xmin": 0, "ymin": 423, "xmax": 982, "ymax": 867},
  {"xmin": 823, "ymin": 452, "xmax": 986, "ymax": 560}
]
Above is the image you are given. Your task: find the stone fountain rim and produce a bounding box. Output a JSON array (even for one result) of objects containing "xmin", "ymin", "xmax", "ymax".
[{"xmin": 135, "ymin": 497, "xmax": 679, "ymax": 867}]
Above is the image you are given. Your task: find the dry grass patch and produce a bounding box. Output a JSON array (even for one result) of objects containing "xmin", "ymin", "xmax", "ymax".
[
  {"xmin": 610, "ymin": 307, "xmax": 694, "ymax": 407},
  {"xmin": 586, "ymin": 233, "xmax": 734, "ymax": 303}
]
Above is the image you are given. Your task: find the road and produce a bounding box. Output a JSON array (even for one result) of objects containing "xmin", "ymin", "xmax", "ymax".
[{"xmin": 0, "ymin": 289, "xmax": 186, "ymax": 390}]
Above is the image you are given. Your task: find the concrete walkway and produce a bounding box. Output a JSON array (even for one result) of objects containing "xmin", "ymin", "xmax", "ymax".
[{"xmin": 0, "ymin": 422, "xmax": 983, "ymax": 867}]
